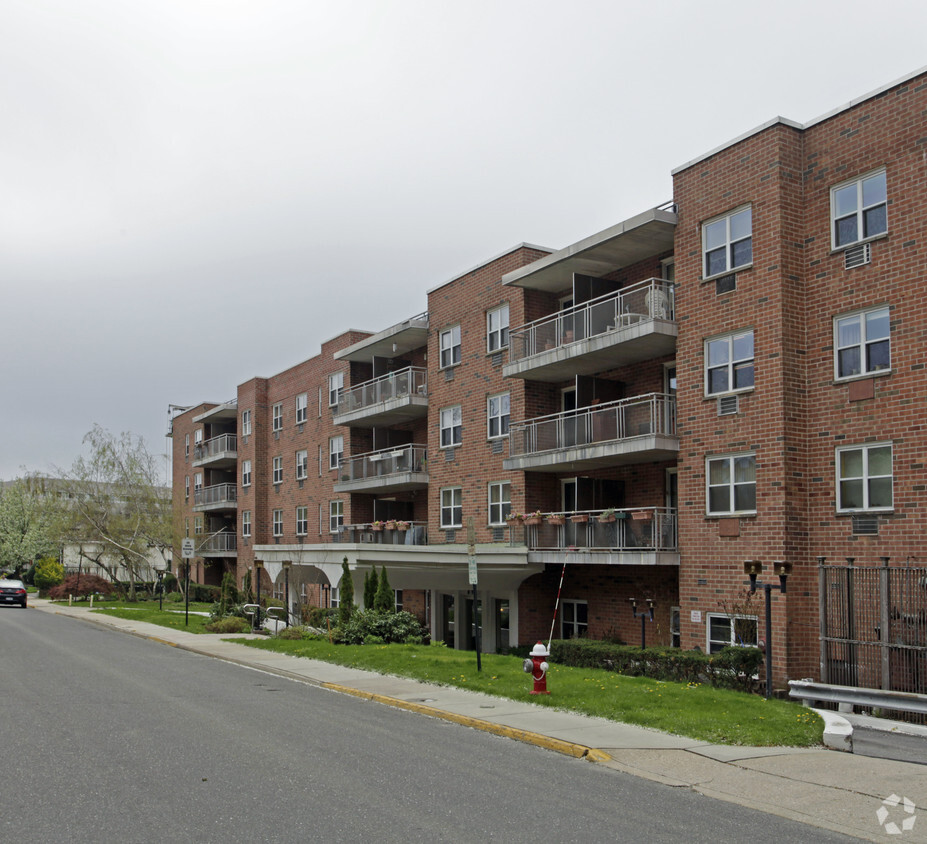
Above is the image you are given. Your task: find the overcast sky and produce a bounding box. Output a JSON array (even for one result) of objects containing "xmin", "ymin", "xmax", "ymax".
[{"xmin": 2, "ymin": 0, "xmax": 925, "ymax": 482}]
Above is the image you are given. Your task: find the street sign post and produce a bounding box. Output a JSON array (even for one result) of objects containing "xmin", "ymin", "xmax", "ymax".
[
  {"xmin": 467, "ymin": 518, "xmax": 481, "ymax": 672},
  {"xmin": 181, "ymin": 539, "xmax": 194, "ymax": 625}
]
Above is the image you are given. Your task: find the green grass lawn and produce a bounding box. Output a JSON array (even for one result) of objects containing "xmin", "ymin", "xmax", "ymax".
[
  {"xmin": 231, "ymin": 637, "xmax": 823, "ymax": 747},
  {"xmin": 87, "ymin": 602, "xmax": 217, "ymax": 633}
]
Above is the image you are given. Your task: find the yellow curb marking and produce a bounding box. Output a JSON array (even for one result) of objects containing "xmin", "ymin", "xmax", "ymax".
[{"xmin": 321, "ymin": 682, "xmax": 611, "ymax": 763}]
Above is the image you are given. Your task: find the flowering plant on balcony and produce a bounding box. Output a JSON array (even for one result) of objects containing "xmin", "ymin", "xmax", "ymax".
[
  {"xmin": 504, "ymin": 511, "xmax": 524, "ymax": 524},
  {"xmin": 384, "ymin": 520, "xmax": 398, "ymax": 530},
  {"xmin": 546, "ymin": 513, "xmax": 566, "ymax": 525},
  {"xmin": 524, "ymin": 509, "xmax": 544, "ymax": 525},
  {"xmin": 395, "ymin": 520, "xmax": 411, "ymax": 531},
  {"xmin": 598, "ymin": 507, "xmax": 617, "ymax": 523},
  {"xmin": 370, "ymin": 520, "xmax": 384, "ymax": 531}
]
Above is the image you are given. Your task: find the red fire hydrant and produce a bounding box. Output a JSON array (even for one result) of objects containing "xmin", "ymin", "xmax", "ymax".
[{"xmin": 523, "ymin": 641, "xmax": 551, "ymax": 695}]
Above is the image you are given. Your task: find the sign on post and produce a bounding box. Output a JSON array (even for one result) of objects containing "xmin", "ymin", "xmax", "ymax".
[{"xmin": 181, "ymin": 538, "xmax": 195, "ymax": 559}]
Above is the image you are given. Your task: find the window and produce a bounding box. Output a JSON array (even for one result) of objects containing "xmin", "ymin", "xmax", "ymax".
[
  {"xmin": 184, "ymin": 518, "xmax": 189, "ymax": 537},
  {"xmin": 329, "ymin": 586, "xmax": 340, "ymax": 609},
  {"xmin": 242, "ymin": 510, "xmax": 251, "ymax": 538},
  {"xmin": 707, "ymin": 454, "xmax": 756, "ymax": 515},
  {"xmin": 837, "ymin": 443, "xmax": 893, "ymax": 512},
  {"xmin": 835, "ymin": 307, "xmax": 890, "ymax": 379},
  {"xmin": 832, "ymin": 170, "xmax": 887, "ymax": 248},
  {"xmin": 184, "ymin": 476, "xmax": 190, "ymax": 501},
  {"xmin": 329, "ymin": 435, "xmax": 344, "ymax": 470},
  {"xmin": 329, "ymin": 500, "xmax": 344, "ymax": 533},
  {"xmin": 194, "ymin": 515, "xmax": 203, "ymax": 534},
  {"xmin": 561, "ymin": 600, "xmax": 588, "ymax": 639},
  {"xmin": 273, "ymin": 509, "xmax": 283, "ymax": 537},
  {"xmin": 487, "ymin": 393, "xmax": 510, "ymax": 439},
  {"xmin": 488, "ymin": 481, "xmax": 511, "ymax": 526},
  {"xmin": 272, "ymin": 403, "xmax": 283, "ymax": 432},
  {"xmin": 328, "ymin": 372, "xmax": 343, "ymax": 407},
  {"xmin": 703, "ymin": 206, "xmax": 752, "ymax": 277},
  {"xmin": 194, "ymin": 473, "xmax": 203, "ymax": 493},
  {"xmin": 394, "ymin": 590, "xmax": 403, "ymax": 612},
  {"xmin": 440, "ymin": 405, "xmax": 462, "ymax": 448},
  {"xmin": 440, "ymin": 325, "xmax": 461, "ymax": 369},
  {"xmin": 194, "ymin": 429, "xmax": 203, "ymax": 446},
  {"xmin": 295, "ymin": 392, "xmax": 308, "ymax": 424},
  {"xmin": 706, "ymin": 331, "xmax": 754, "ymax": 395},
  {"xmin": 241, "ymin": 410, "xmax": 252, "ymax": 437},
  {"xmin": 707, "ymin": 613, "xmax": 758, "ymax": 653},
  {"xmin": 440, "ymin": 487, "xmax": 462, "ymax": 528},
  {"xmin": 487, "ymin": 304, "xmax": 509, "ymax": 352},
  {"xmin": 296, "ymin": 449, "xmax": 308, "ymax": 480},
  {"xmin": 241, "ymin": 459, "xmax": 252, "ymax": 487},
  {"xmin": 272, "ymin": 456, "xmax": 283, "ymax": 485},
  {"xmin": 184, "ymin": 433, "xmax": 190, "ymax": 457},
  {"xmin": 296, "ymin": 506, "xmax": 308, "ymax": 536}
]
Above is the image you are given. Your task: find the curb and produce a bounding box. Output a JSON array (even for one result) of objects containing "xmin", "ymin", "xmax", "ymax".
[{"xmin": 813, "ymin": 708, "xmax": 853, "ymax": 752}]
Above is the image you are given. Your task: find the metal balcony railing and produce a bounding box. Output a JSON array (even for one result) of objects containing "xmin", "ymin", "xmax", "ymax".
[
  {"xmin": 335, "ymin": 366, "xmax": 428, "ymax": 415},
  {"xmin": 334, "ymin": 521, "xmax": 429, "ymax": 545},
  {"xmin": 509, "ymin": 393, "xmax": 676, "ymax": 458},
  {"xmin": 509, "ymin": 278, "xmax": 675, "ymax": 363},
  {"xmin": 511, "ymin": 507, "xmax": 677, "ymax": 552},
  {"xmin": 193, "ymin": 483, "xmax": 237, "ymax": 507},
  {"xmin": 193, "ymin": 433, "xmax": 238, "ymax": 462},
  {"xmin": 198, "ymin": 532, "xmax": 237, "ymax": 553},
  {"xmin": 338, "ymin": 444, "xmax": 427, "ymax": 482}
]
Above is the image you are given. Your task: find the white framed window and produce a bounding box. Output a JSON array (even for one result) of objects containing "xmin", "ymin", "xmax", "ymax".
[
  {"xmin": 706, "ymin": 453, "xmax": 756, "ymax": 516},
  {"xmin": 296, "ymin": 506, "xmax": 308, "ymax": 536},
  {"xmin": 242, "ymin": 510, "xmax": 251, "ymax": 538},
  {"xmin": 487, "ymin": 304, "xmax": 509, "ymax": 353},
  {"xmin": 272, "ymin": 456, "xmax": 283, "ymax": 485},
  {"xmin": 440, "ymin": 324, "xmax": 461, "ymax": 369},
  {"xmin": 272, "ymin": 403, "xmax": 283, "ymax": 432},
  {"xmin": 836, "ymin": 443, "xmax": 893, "ymax": 513},
  {"xmin": 295, "ymin": 392, "xmax": 308, "ymax": 424},
  {"xmin": 834, "ymin": 307, "xmax": 890, "ymax": 379},
  {"xmin": 194, "ymin": 473, "xmax": 203, "ymax": 493},
  {"xmin": 318, "ymin": 445, "xmax": 323, "ymax": 477},
  {"xmin": 831, "ymin": 169, "xmax": 887, "ymax": 248},
  {"xmin": 561, "ymin": 600, "xmax": 588, "ymax": 639},
  {"xmin": 184, "ymin": 518, "xmax": 189, "ymax": 537},
  {"xmin": 329, "ymin": 586, "xmax": 340, "ymax": 609},
  {"xmin": 194, "ymin": 429, "xmax": 203, "ymax": 446},
  {"xmin": 707, "ymin": 613, "xmax": 758, "ymax": 653},
  {"xmin": 296, "ymin": 449, "xmax": 308, "ymax": 480},
  {"xmin": 184, "ymin": 433, "xmax": 190, "ymax": 457},
  {"xmin": 440, "ymin": 486, "xmax": 462, "ymax": 528},
  {"xmin": 184, "ymin": 476, "xmax": 190, "ymax": 500},
  {"xmin": 329, "ymin": 500, "xmax": 344, "ymax": 533},
  {"xmin": 319, "ymin": 502, "xmax": 323, "ymax": 536},
  {"xmin": 328, "ymin": 372, "xmax": 343, "ymax": 407},
  {"xmin": 702, "ymin": 206, "xmax": 752, "ymax": 278},
  {"xmin": 487, "ymin": 393, "xmax": 510, "ymax": 439},
  {"xmin": 241, "ymin": 459, "xmax": 252, "ymax": 487},
  {"xmin": 329, "ymin": 435, "xmax": 344, "ymax": 470},
  {"xmin": 241, "ymin": 409, "xmax": 252, "ymax": 437},
  {"xmin": 273, "ymin": 509, "xmax": 283, "ymax": 537},
  {"xmin": 194, "ymin": 515, "xmax": 203, "ymax": 535},
  {"xmin": 488, "ymin": 481, "xmax": 511, "ymax": 526},
  {"xmin": 706, "ymin": 330, "xmax": 754, "ymax": 395},
  {"xmin": 394, "ymin": 590, "xmax": 403, "ymax": 612},
  {"xmin": 440, "ymin": 405, "xmax": 462, "ymax": 448}
]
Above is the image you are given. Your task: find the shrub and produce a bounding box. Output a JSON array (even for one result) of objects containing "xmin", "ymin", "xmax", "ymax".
[
  {"xmin": 364, "ymin": 567, "xmax": 378, "ymax": 610},
  {"xmin": 276, "ymin": 625, "xmax": 314, "ymax": 640},
  {"xmin": 162, "ymin": 572, "xmax": 178, "ymax": 593},
  {"xmin": 338, "ymin": 559, "xmax": 353, "ymax": 627},
  {"xmin": 204, "ymin": 616, "xmax": 252, "ymax": 634},
  {"xmin": 336, "ymin": 609, "xmax": 428, "ymax": 645},
  {"xmin": 305, "ymin": 606, "xmax": 338, "ymax": 628},
  {"xmin": 34, "ymin": 557, "xmax": 65, "ymax": 594},
  {"xmin": 373, "ymin": 566, "xmax": 393, "ymax": 612},
  {"xmin": 165, "ymin": 591, "xmax": 184, "ymax": 603},
  {"xmin": 48, "ymin": 574, "xmax": 117, "ymax": 601},
  {"xmin": 189, "ymin": 583, "xmax": 221, "ymax": 603}
]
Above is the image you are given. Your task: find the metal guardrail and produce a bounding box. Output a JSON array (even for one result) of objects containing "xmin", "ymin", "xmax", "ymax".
[
  {"xmin": 335, "ymin": 366, "xmax": 428, "ymax": 415},
  {"xmin": 193, "ymin": 434, "xmax": 237, "ymax": 461},
  {"xmin": 339, "ymin": 444, "xmax": 427, "ymax": 482},
  {"xmin": 788, "ymin": 680, "xmax": 927, "ymax": 715}
]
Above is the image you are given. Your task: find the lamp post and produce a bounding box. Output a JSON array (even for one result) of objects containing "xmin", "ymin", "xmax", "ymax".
[
  {"xmin": 628, "ymin": 597, "xmax": 655, "ymax": 649},
  {"xmin": 744, "ymin": 560, "xmax": 792, "ymax": 699},
  {"xmin": 156, "ymin": 566, "xmax": 166, "ymax": 611}
]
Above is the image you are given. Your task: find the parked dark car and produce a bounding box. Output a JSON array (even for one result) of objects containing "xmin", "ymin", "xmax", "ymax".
[{"xmin": 0, "ymin": 578, "xmax": 27, "ymax": 607}]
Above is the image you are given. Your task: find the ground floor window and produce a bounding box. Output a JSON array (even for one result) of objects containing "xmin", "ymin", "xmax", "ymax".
[
  {"xmin": 561, "ymin": 600, "xmax": 588, "ymax": 639},
  {"xmin": 394, "ymin": 590, "xmax": 403, "ymax": 612},
  {"xmin": 707, "ymin": 613, "xmax": 758, "ymax": 653},
  {"xmin": 329, "ymin": 586, "xmax": 340, "ymax": 609},
  {"xmin": 670, "ymin": 606, "xmax": 681, "ymax": 648}
]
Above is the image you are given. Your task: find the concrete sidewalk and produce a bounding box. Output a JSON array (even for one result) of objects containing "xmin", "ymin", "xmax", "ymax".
[{"xmin": 30, "ymin": 599, "xmax": 926, "ymax": 842}]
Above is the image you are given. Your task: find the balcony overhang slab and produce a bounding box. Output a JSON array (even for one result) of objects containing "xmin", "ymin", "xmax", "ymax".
[
  {"xmin": 193, "ymin": 402, "xmax": 237, "ymax": 423},
  {"xmin": 192, "ymin": 450, "xmax": 238, "ymax": 470},
  {"xmin": 192, "ymin": 501, "xmax": 238, "ymax": 513},
  {"xmin": 527, "ymin": 550, "xmax": 679, "ymax": 567},
  {"xmin": 504, "ymin": 435, "xmax": 679, "ymax": 473},
  {"xmin": 333, "ymin": 395, "xmax": 428, "ymax": 428},
  {"xmin": 335, "ymin": 315, "xmax": 429, "ymax": 362},
  {"xmin": 334, "ymin": 472, "xmax": 429, "ymax": 494}
]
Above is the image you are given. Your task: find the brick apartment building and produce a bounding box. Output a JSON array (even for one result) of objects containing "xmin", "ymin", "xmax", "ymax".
[{"xmin": 171, "ymin": 68, "xmax": 927, "ymax": 689}]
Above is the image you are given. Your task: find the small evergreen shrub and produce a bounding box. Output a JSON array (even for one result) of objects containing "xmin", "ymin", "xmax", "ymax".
[
  {"xmin": 204, "ymin": 616, "xmax": 252, "ymax": 634},
  {"xmin": 338, "ymin": 558, "xmax": 354, "ymax": 627},
  {"xmin": 163, "ymin": 572, "xmax": 178, "ymax": 592},
  {"xmin": 306, "ymin": 606, "xmax": 338, "ymax": 627},
  {"xmin": 165, "ymin": 592, "xmax": 184, "ymax": 603},
  {"xmin": 277, "ymin": 625, "xmax": 315, "ymax": 640},
  {"xmin": 373, "ymin": 567, "xmax": 393, "ymax": 612},
  {"xmin": 336, "ymin": 609, "xmax": 428, "ymax": 645}
]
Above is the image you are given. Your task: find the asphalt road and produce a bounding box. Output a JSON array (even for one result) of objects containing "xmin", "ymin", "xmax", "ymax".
[{"xmin": 0, "ymin": 609, "xmax": 863, "ymax": 843}]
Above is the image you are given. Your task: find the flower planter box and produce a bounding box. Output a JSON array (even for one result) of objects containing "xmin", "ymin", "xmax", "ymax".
[
  {"xmin": 570, "ymin": 514, "xmax": 589, "ymax": 523},
  {"xmin": 506, "ymin": 518, "xmax": 525, "ymax": 527},
  {"xmin": 547, "ymin": 516, "xmax": 565, "ymax": 526},
  {"xmin": 371, "ymin": 524, "xmax": 383, "ymax": 532},
  {"xmin": 631, "ymin": 511, "xmax": 652, "ymax": 521},
  {"xmin": 525, "ymin": 517, "xmax": 543, "ymax": 526},
  {"xmin": 598, "ymin": 515, "xmax": 616, "ymax": 523}
]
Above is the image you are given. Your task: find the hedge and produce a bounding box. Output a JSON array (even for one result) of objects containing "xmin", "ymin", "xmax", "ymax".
[{"xmin": 550, "ymin": 639, "xmax": 764, "ymax": 692}]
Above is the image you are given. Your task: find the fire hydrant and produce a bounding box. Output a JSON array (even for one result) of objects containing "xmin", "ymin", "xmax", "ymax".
[{"xmin": 523, "ymin": 641, "xmax": 550, "ymax": 695}]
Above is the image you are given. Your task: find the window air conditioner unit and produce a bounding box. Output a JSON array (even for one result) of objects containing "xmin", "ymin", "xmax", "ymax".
[{"xmin": 845, "ymin": 242, "xmax": 871, "ymax": 269}]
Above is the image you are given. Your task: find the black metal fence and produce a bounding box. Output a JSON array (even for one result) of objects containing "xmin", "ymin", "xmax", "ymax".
[{"xmin": 820, "ymin": 558, "xmax": 927, "ymax": 694}]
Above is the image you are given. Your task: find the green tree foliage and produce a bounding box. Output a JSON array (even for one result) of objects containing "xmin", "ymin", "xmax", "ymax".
[
  {"xmin": 338, "ymin": 558, "xmax": 353, "ymax": 627},
  {"xmin": 33, "ymin": 556, "xmax": 65, "ymax": 593},
  {"xmin": 365, "ymin": 566, "xmax": 379, "ymax": 609},
  {"xmin": 374, "ymin": 566, "xmax": 393, "ymax": 612},
  {"xmin": 0, "ymin": 475, "xmax": 58, "ymax": 575}
]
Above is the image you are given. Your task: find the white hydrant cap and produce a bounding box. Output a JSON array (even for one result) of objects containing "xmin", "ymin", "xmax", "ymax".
[{"xmin": 530, "ymin": 641, "xmax": 549, "ymax": 657}]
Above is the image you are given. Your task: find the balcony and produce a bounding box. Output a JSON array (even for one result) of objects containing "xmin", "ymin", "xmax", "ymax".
[
  {"xmin": 198, "ymin": 532, "xmax": 237, "ymax": 556},
  {"xmin": 192, "ymin": 434, "xmax": 238, "ymax": 469},
  {"xmin": 504, "ymin": 279, "xmax": 676, "ymax": 382},
  {"xmin": 335, "ymin": 312, "xmax": 429, "ymax": 362},
  {"xmin": 333, "ymin": 366, "xmax": 428, "ymax": 428},
  {"xmin": 193, "ymin": 483, "xmax": 238, "ymax": 512},
  {"xmin": 511, "ymin": 507, "xmax": 678, "ymax": 566},
  {"xmin": 334, "ymin": 444, "xmax": 428, "ymax": 494},
  {"xmin": 504, "ymin": 393, "xmax": 678, "ymax": 473},
  {"xmin": 334, "ymin": 521, "xmax": 429, "ymax": 545}
]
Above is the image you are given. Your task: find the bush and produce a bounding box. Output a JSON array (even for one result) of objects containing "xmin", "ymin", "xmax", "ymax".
[
  {"xmin": 336, "ymin": 609, "xmax": 428, "ymax": 645},
  {"xmin": 189, "ymin": 583, "xmax": 221, "ymax": 603},
  {"xmin": 204, "ymin": 616, "xmax": 252, "ymax": 634},
  {"xmin": 276, "ymin": 625, "xmax": 315, "ymax": 640},
  {"xmin": 48, "ymin": 574, "xmax": 117, "ymax": 601},
  {"xmin": 163, "ymin": 572, "xmax": 178, "ymax": 592},
  {"xmin": 306, "ymin": 606, "xmax": 338, "ymax": 628},
  {"xmin": 165, "ymin": 591, "xmax": 184, "ymax": 603},
  {"xmin": 550, "ymin": 639, "xmax": 764, "ymax": 692},
  {"xmin": 34, "ymin": 557, "xmax": 65, "ymax": 594}
]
